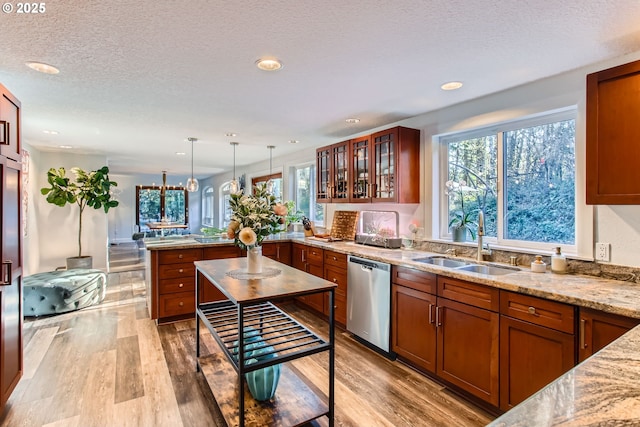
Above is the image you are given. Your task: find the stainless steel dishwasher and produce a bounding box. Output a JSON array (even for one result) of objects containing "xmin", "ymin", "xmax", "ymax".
[{"xmin": 347, "ymin": 255, "xmax": 392, "ymax": 353}]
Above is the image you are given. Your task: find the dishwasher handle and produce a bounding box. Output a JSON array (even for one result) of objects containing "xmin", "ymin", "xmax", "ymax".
[{"xmin": 348, "ymin": 256, "xmax": 390, "ymax": 271}]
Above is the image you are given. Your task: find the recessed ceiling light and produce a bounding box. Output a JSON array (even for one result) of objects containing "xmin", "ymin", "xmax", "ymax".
[
  {"xmin": 43, "ymin": 130, "xmax": 59, "ymax": 135},
  {"xmin": 225, "ymin": 132, "xmax": 237, "ymax": 137},
  {"xmin": 289, "ymin": 140, "xmax": 300, "ymax": 144},
  {"xmin": 345, "ymin": 118, "xmax": 360, "ymax": 124},
  {"xmin": 59, "ymin": 145, "xmax": 72, "ymax": 149},
  {"xmin": 441, "ymin": 81, "xmax": 463, "ymax": 91},
  {"xmin": 255, "ymin": 58, "xmax": 283, "ymax": 71},
  {"xmin": 26, "ymin": 62, "xmax": 60, "ymax": 74},
  {"xmin": 175, "ymin": 152, "xmax": 186, "ymax": 156}
]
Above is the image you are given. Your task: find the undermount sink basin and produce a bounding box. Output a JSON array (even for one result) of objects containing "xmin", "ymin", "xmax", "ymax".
[
  {"xmin": 455, "ymin": 264, "xmax": 518, "ymax": 275},
  {"xmin": 413, "ymin": 256, "xmax": 470, "ymax": 268}
]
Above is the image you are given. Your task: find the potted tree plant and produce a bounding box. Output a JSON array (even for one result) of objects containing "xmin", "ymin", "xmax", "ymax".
[{"xmin": 41, "ymin": 166, "xmax": 119, "ymax": 269}]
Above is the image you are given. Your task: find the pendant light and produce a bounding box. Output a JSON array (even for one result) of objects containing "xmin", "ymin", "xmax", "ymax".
[
  {"xmin": 230, "ymin": 142, "xmax": 239, "ymax": 194},
  {"xmin": 266, "ymin": 145, "xmax": 275, "ymax": 194},
  {"xmin": 186, "ymin": 137, "xmax": 199, "ymax": 192}
]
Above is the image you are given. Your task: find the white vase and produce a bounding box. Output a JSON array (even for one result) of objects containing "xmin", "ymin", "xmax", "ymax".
[{"xmin": 247, "ymin": 246, "xmax": 263, "ymax": 274}]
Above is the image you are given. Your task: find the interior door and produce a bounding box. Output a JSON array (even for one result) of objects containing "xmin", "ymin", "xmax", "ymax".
[{"xmin": 0, "ymin": 156, "xmax": 23, "ymax": 407}]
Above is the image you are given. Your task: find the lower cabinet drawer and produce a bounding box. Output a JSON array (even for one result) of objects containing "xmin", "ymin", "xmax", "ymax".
[
  {"xmin": 159, "ymin": 292, "xmax": 195, "ymax": 317},
  {"xmin": 159, "ymin": 277, "xmax": 195, "ymax": 294},
  {"xmin": 500, "ymin": 291, "xmax": 575, "ymax": 334},
  {"xmin": 159, "ymin": 262, "xmax": 196, "ymax": 279}
]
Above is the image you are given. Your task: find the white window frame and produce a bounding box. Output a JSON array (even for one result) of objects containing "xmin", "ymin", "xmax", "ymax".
[
  {"xmin": 201, "ymin": 186, "xmax": 214, "ymax": 227},
  {"xmin": 438, "ymin": 108, "xmax": 579, "ymax": 254},
  {"xmin": 218, "ymin": 181, "xmax": 232, "ymax": 229}
]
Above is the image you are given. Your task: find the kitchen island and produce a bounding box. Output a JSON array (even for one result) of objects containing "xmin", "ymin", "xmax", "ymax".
[{"xmin": 194, "ymin": 257, "xmax": 337, "ymax": 427}]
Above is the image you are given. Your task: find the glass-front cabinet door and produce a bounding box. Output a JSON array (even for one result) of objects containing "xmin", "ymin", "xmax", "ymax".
[
  {"xmin": 372, "ymin": 128, "xmax": 397, "ymax": 202},
  {"xmin": 350, "ymin": 135, "xmax": 370, "ymax": 202},
  {"xmin": 332, "ymin": 141, "xmax": 349, "ymax": 201},
  {"xmin": 316, "ymin": 146, "xmax": 331, "ymax": 202}
]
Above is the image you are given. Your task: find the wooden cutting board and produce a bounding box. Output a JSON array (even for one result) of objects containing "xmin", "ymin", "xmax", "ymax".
[{"xmin": 330, "ymin": 211, "xmax": 359, "ymax": 241}]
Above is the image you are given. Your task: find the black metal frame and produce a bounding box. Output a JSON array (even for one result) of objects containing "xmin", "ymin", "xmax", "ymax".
[{"xmin": 195, "ymin": 268, "xmax": 335, "ymax": 427}]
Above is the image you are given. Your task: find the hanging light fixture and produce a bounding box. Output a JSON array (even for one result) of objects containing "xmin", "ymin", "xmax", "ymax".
[
  {"xmin": 266, "ymin": 145, "xmax": 275, "ymax": 193},
  {"xmin": 230, "ymin": 142, "xmax": 239, "ymax": 193},
  {"xmin": 186, "ymin": 137, "xmax": 199, "ymax": 192}
]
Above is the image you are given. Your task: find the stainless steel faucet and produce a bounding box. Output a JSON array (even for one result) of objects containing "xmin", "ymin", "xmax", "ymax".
[{"xmin": 477, "ymin": 210, "xmax": 491, "ymax": 261}]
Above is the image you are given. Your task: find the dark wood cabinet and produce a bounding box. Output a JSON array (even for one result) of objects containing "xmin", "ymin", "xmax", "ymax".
[
  {"xmin": 292, "ymin": 243, "xmax": 324, "ymax": 313},
  {"xmin": 499, "ymin": 291, "xmax": 575, "ymax": 410},
  {"xmin": 371, "ymin": 127, "xmax": 420, "ymax": 203},
  {"xmin": 199, "ymin": 246, "xmax": 242, "ymax": 303},
  {"xmin": 316, "ymin": 141, "xmax": 349, "ymax": 203},
  {"xmin": 315, "ymin": 126, "xmax": 420, "ymax": 204},
  {"xmin": 323, "ymin": 250, "xmax": 347, "ymax": 325},
  {"xmin": 578, "ymin": 307, "xmax": 640, "ymax": 362},
  {"xmin": 436, "ymin": 295, "xmax": 499, "ymax": 407},
  {"xmin": 586, "ymin": 59, "xmax": 640, "ymax": 204},
  {"xmin": 262, "ymin": 241, "xmax": 291, "ymax": 265},
  {"xmin": 0, "ymin": 83, "xmax": 22, "ymax": 409}
]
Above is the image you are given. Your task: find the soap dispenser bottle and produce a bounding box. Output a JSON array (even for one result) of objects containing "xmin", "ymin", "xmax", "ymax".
[
  {"xmin": 531, "ymin": 255, "xmax": 546, "ymax": 273},
  {"xmin": 551, "ymin": 247, "xmax": 567, "ymax": 274}
]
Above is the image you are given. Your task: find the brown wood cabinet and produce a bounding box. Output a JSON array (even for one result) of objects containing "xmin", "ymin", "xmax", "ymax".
[
  {"xmin": 436, "ymin": 280, "xmax": 499, "ymax": 407},
  {"xmin": 148, "ymin": 244, "xmax": 243, "ymax": 322},
  {"xmin": 391, "ymin": 266, "xmax": 437, "ymax": 373},
  {"xmin": 578, "ymin": 307, "xmax": 640, "ymax": 362},
  {"xmin": 262, "ymin": 241, "xmax": 291, "ymax": 265},
  {"xmin": 292, "ymin": 243, "xmax": 324, "ymax": 313},
  {"xmin": 316, "ymin": 141, "xmax": 349, "ymax": 203},
  {"xmin": 323, "ymin": 250, "xmax": 348, "ymax": 325},
  {"xmin": 586, "ymin": 59, "xmax": 640, "ymax": 204},
  {"xmin": 315, "ymin": 126, "xmax": 420, "ymax": 204},
  {"xmin": 499, "ymin": 291, "xmax": 575, "ymax": 411},
  {"xmin": 0, "ymin": 83, "xmax": 22, "ymax": 410}
]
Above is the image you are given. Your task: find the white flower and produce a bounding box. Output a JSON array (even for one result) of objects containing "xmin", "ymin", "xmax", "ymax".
[{"xmin": 238, "ymin": 227, "xmax": 257, "ymax": 246}]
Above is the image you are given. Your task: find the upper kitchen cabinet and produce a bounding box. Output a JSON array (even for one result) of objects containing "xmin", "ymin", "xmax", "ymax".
[
  {"xmin": 371, "ymin": 126, "xmax": 420, "ymax": 203},
  {"xmin": 586, "ymin": 60, "xmax": 640, "ymax": 204},
  {"xmin": 0, "ymin": 84, "xmax": 21, "ymax": 162},
  {"xmin": 316, "ymin": 141, "xmax": 349, "ymax": 203},
  {"xmin": 316, "ymin": 126, "xmax": 420, "ymax": 204}
]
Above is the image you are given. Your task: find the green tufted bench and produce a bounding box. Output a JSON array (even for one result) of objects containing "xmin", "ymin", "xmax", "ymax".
[{"xmin": 23, "ymin": 269, "xmax": 107, "ymax": 317}]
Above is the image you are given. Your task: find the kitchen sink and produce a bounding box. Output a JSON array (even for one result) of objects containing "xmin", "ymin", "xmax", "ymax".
[
  {"xmin": 455, "ymin": 264, "xmax": 518, "ymax": 275},
  {"xmin": 412, "ymin": 256, "xmax": 471, "ymax": 268}
]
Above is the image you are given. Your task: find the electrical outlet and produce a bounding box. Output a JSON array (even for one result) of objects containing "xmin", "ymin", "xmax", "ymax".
[{"xmin": 595, "ymin": 242, "xmax": 610, "ymax": 261}]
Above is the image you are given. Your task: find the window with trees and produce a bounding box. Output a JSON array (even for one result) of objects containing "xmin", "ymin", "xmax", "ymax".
[
  {"xmin": 202, "ymin": 186, "xmax": 214, "ymax": 227},
  {"xmin": 441, "ymin": 110, "xmax": 576, "ymax": 249},
  {"xmin": 136, "ymin": 186, "xmax": 188, "ymax": 231},
  {"xmin": 294, "ymin": 164, "xmax": 324, "ymax": 225}
]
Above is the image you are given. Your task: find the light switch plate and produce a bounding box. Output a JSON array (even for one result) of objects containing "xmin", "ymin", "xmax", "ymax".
[{"xmin": 595, "ymin": 242, "xmax": 610, "ymax": 261}]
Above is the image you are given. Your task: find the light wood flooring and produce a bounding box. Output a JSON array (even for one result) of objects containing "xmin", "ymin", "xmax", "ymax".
[{"xmin": 1, "ymin": 261, "xmax": 495, "ymax": 426}]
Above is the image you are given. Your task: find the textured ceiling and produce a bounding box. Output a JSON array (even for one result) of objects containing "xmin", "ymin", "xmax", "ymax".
[{"xmin": 2, "ymin": 0, "xmax": 640, "ymax": 177}]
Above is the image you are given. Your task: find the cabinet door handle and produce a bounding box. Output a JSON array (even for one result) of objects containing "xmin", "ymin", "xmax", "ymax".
[
  {"xmin": 1, "ymin": 260, "xmax": 11, "ymax": 285},
  {"xmin": 435, "ymin": 306, "xmax": 442, "ymax": 326},
  {"xmin": 580, "ymin": 318, "xmax": 587, "ymax": 349},
  {"xmin": 301, "ymin": 250, "xmax": 306, "ymax": 263},
  {"xmin": 276, "ymin": 246, "xmax": 280, "ymax": 259},
  {"xmin": 428, "ymin": 303, "xmax": 435, "ymax": 324}
]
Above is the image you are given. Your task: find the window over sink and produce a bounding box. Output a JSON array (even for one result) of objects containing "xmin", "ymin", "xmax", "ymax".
[{"xmin": 439, "ymin": 109, "xmax": 576, "ymax": 251}]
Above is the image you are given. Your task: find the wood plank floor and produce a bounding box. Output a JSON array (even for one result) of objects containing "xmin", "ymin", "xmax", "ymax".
[{"xmin": 1, "ymin": 269, "xmax": 495, "ymax": 426}]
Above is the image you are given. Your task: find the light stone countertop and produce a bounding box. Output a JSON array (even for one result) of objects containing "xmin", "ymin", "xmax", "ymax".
[{"xmin": 145, "ymin": 233, "xmax": 640, "ymax": 425}]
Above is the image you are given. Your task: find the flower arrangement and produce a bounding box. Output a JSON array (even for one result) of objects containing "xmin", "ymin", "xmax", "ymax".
[
  {"xmin": 227, "ymin": 183, "xmax": 287, "ymax": 250},
  {"xmin": 445, "ymin": 180, "xmax": 478, "ymax": 240}
]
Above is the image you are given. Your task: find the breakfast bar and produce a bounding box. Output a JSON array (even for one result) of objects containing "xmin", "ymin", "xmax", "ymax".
[{"xmin": 194, "ymin": 257, "xmax": 337, "ymax": 427}]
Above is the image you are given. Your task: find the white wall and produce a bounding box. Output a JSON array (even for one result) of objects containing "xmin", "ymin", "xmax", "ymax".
[{"xmin": 25, "ymin": 148, "xmax": 111, "ymax": 274}]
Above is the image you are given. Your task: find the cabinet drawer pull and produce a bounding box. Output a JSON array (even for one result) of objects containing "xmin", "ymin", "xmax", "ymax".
[
  {"xmin": 179, "ymin": 268, "xmax": 184, "ymax": 273},
  {"xmin": 428, "ymin": 303, "xmax": 435, "ymax": 324},
  {"xmin": 528, "ymin": 306, "xmax": 537, "ymax": 315},
  {"xmin": 435, "ymin": 306, "xmax": 442, "ymax": 326},
  {"xmin": 333, "ymin": 256, "xmax": 337, "ymax": 261},
  {"xmin": 333, "ymin": 278, "xmax": 337, "ymax": 283},
  {"xmin": 179, "ymin": 283, "xmax": 184, "ymax": 288},
  {"xmin": 580, "ymin": 319, "xmax": 587, "ymax": 349},
  {"xmin": 178, "ymin": 254, "xmax": 183, "ymax": 259},
  {"xmin": 179, "ymin": 301, "xmax": 184, "ymax": 307}
]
